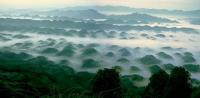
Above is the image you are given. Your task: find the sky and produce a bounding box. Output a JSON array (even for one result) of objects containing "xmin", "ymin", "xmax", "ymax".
[{"xmin": 0, "ymin": 0, "xmax": 200, "ymax": 10}]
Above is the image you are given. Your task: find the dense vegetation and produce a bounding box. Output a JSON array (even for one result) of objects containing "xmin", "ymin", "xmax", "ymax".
[{"xmin": 0, "ymin": 50, "xmax": 200, "ymax": 98}]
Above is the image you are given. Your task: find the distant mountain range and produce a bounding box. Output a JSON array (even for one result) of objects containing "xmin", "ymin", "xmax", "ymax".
[
  {"xmin": 1, "ymin": 5, "xmax": 199, "ymax": 19},
  {"xmin": 62, "ymin": 6, "xmax": 200, "ymax": 17},
  {"xmin": 1, "ymin": 5, "xmax": 199, "ymax": 25},
  {"xmin": 43, "ymin": 9, "xmax": 106, "ymax": 19},
  {"xmin": 0, "ymin": 8, "xmax": 173, "ymax": 24},
  {"xmin": 38, "ymin": 9, "xmax": 176, "ymax": 23},
  {"xmin": 1, "ymin": 5, "xmax": 199, "ymax": 18}
]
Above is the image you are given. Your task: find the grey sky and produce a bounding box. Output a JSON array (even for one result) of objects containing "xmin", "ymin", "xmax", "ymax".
[{"xmin": 0, "ymin": 0, "xmax": 200, "ymax": 10}]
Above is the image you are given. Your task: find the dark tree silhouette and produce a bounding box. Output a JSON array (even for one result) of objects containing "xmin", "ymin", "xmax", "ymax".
[
  {"xmin": 192, "ymin": 87, "xmax": 200, "ymax": 98},
  {"xmin": 163, "ymin": 67, "xmax": 192, "ymax": 98},
  {"xmin": 91, "ymin": 68, "xmax": 122, "ymax": 98},
  {"xmin": 142, "ymin": 70, "xmax": 169, "ymax": 98}
]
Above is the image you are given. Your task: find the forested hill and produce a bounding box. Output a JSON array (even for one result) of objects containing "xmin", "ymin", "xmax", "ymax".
[{"xmin": 0, "ymin": 50, "xmax": 200, "ymax": 98}]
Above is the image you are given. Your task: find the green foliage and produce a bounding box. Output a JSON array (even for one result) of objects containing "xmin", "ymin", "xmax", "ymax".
[
  {"xmin": 57, "ymin": 45, "xmax": 75, "ymax": 57},
  {"xmin": 82, "ymin": 48, "xmax": 98, "ymax": 56},
  {"xmin": 192, "ymin": 87, "xmax": 200, "ymax": 98},
  {"xmin": 184, "ymin": 52, "xmax": 193, "ymax": 56},
  {"xmin": 140, "ymin": 55, "xmax": 161, "ymax": 65},
  {"xmin": 143, "ymin": 70, "xmax": 169, "ymax": 98},
  {"xmin": 149, "ymin": 65, "xmax": 162, "ymax": 74},
  {"xmin": 183, "ymin": 64, "xmax": 200, "ymax": 73},
  {"xmin": 163, "ymin": 67, "xmax": 192, "ymax": 98},
  {"xmin": 182, "ymin": 53, "xmax": 196, "ymax": 63},
  {"xmin": 118, "ymin": 48, "xmax": 131, "ymax": 57},
  {"xmin": 0, "ymin": 51, "xmax": 198, "ymax": 98},
  {"xmin": 121, "ymin": 75, "xmax": 145, "ymax": 98},
  {"xmin": 157, "ymin": 52, "xmax": 173, "ymax": 59},
  {"xmin": 76, "ymin": 72, "xmax": 95, "ymax": 87},
  {"xmin": 91, "ymin": 68, "xmax": 122, "ymax": 98},
  {"xmin": 41, "ymin": 48, "xmax": 59, "ymax": 54},
  {"xmin": 131, "ymin": 74, "xmax": 144, "ymax": 81},
  {"xmin": 82, "ymin": 59, "xmax": 100, "ymax": 68},
  {"xmin": 122, "ymin": 74, "xmax": 144, "ymax": 82},
  {"xmin": 112, "ymin": 66, "xmax": 123, "ymax": 72},
  {"xmin": 117, "ymin": 58, "xmax": 130, "ymax": 63},
  {"xmin": 105, "ymin": 52, "xmax": 115, "ymax": 57},
  {"xmin": 130, "ymin": 66, "xmax": 141, "ymax": 72},
  {"xmin": 0, "ymin": 51, "xmax": 88, "ymax": 97},
  {"xmin": 191, "ymin": 79, "xmax": 200, "ymax": 87},
  {"xmin": 163, "ymin": 63, "xmax": 175, "ymax": 71}
]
